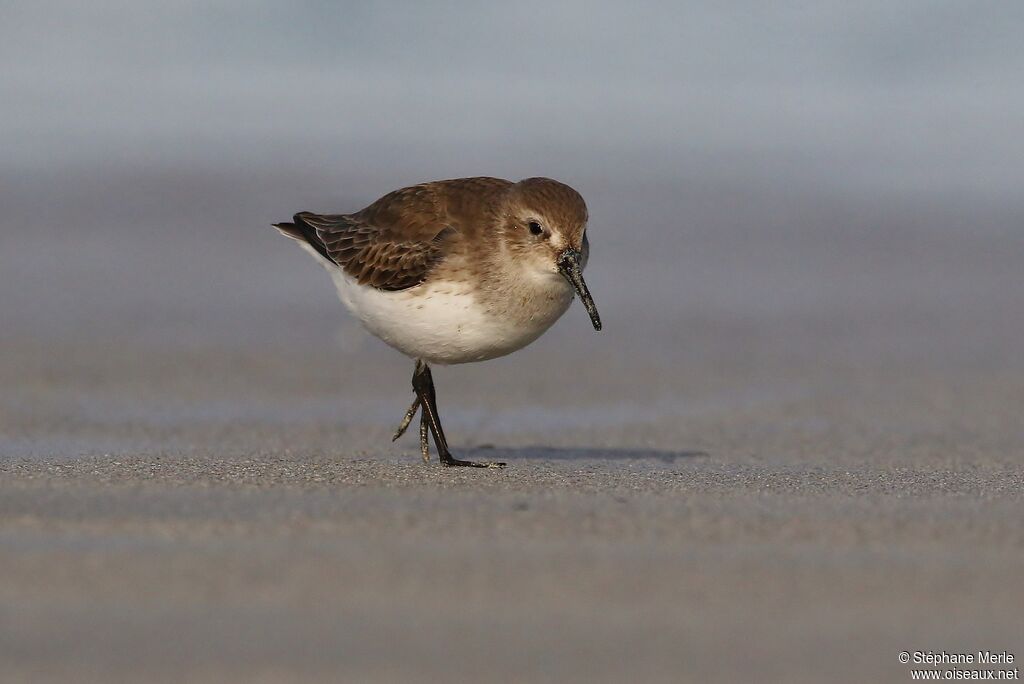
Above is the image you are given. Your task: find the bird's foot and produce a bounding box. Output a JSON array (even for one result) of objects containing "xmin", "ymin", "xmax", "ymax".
[{"xmin": 439, "ymin": 453, "xmax": 506, "ymax": 469}]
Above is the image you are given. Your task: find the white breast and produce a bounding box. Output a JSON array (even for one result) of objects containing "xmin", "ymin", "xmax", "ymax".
[{"xmin": 329, "ymin": 269, "xmax": 572, "ymax": 365}]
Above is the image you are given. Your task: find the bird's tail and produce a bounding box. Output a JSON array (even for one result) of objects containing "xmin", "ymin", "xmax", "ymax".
[{"xmin": 273, "ymin": 214, "xmax": 333, "ymax": 263}]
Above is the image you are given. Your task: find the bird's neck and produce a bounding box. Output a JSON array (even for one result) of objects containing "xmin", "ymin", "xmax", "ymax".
[{"xmin": 476, "ymin": 254, "xmax": 574, "ymax": 324}]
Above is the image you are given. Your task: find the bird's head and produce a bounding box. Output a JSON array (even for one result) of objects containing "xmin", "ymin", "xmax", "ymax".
[{"xmin": 498, "ymin": 177, "xmax": 601, "ymax": 331}]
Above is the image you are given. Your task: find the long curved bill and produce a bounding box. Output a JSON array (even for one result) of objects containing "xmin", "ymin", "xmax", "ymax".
[{"xmin": 557, "ymin": 248, "xmax": 602, "ymax": 331}]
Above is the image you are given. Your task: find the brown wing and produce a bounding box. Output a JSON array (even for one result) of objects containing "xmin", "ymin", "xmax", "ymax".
[
  {"xmin": 287, "ymin": 184, "xmax": 457, "ymax": 291},
  {"xmin": 293, "ymin": 212, "xmax": 452, "ymax": 291}
]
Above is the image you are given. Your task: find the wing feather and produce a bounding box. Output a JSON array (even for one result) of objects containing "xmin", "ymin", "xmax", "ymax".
[{"xmin": 292, "ymin": 209, "xmax": 454, "ymax": 292}]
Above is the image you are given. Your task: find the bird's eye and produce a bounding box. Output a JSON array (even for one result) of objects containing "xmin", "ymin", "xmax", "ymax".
[{"xmin": 527, "ymin": 221, "xmax": 543, "ymax": 236}]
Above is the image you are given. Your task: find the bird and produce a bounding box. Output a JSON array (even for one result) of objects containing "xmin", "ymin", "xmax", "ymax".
[{"xmin": 274, "ymin": 176, "xmax": 601, "ymax": 468}]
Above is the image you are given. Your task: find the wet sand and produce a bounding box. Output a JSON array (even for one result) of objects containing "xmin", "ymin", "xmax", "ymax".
[
  {"xmin": 3, "ymin": 333, "xmax": 1023, "ymax": 683},
  {"xmin": 2, "ymin": 170, "xmax": 1024, "ymax": 682}
]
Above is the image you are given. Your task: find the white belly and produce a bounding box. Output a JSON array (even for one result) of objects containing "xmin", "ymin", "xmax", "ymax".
[{"xmin": 330, "ymin": 270, "xmax": 572, "ymax": 365}]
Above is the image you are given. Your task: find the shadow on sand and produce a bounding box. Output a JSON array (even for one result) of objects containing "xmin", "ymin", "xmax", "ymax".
[{"xmin": 463, "ymin": 446, "xmax": 708, "ymax": 463}]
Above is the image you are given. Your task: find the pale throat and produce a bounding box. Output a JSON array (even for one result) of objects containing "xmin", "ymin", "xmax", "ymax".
[{"xmin": 478, "ymin": 254, "xmax": 573, "ymax": 323}]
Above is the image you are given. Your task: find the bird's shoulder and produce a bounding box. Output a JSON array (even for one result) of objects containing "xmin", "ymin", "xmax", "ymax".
[{"xmin": 358, "ymin": 177, "xmax": 512, "ymax": 239}]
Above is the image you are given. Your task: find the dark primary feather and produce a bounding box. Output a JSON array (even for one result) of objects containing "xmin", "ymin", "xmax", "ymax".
[{"xmin": 272, "ymin": 218, "xmax": 333, "ymax": 263}]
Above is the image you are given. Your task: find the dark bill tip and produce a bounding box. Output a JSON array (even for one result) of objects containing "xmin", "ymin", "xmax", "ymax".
[{"xmin": 558, "ymin": 249, "xmax": 602, "ymax": 331}]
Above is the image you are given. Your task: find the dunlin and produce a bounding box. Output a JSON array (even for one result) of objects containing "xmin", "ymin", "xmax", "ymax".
[{"xmin": 274, "ymin": 177, "xmax": 601, "ymax": 468}]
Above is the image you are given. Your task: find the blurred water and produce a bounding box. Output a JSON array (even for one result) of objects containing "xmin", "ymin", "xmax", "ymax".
[{"xmin": 4, "ymin": 3, "xmax": 1023, "ymax": 195}]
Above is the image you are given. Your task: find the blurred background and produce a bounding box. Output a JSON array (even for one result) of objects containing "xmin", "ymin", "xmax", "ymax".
[
  {"xmin": 1, "ymin": 0, "xmax": 1023, "ymax": 441},
  {"xmin": 4, "ymin": 5, "xmax": 1024, "ymax": 682}
]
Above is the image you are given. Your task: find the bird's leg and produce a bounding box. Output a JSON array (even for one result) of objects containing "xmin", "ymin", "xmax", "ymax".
[
  {"xmin": 392, "ymin": 396, "xmax": 421, "ymax": 441},
  {"xmin": 419, "ymin": 410, "xmax": 430, "ymax": 462},
  {"xmin": 411, "ymin": 361, "xmax": 505, "ymax": 469},
  {"xmin": 392, "ymin": 392, "xmax": 431, "ymax": 461}
]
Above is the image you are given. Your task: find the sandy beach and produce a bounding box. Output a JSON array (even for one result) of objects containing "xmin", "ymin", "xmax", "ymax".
[{"xmin": 2, "ymin": 164, "xmax": 1023, "ymax": 682}]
